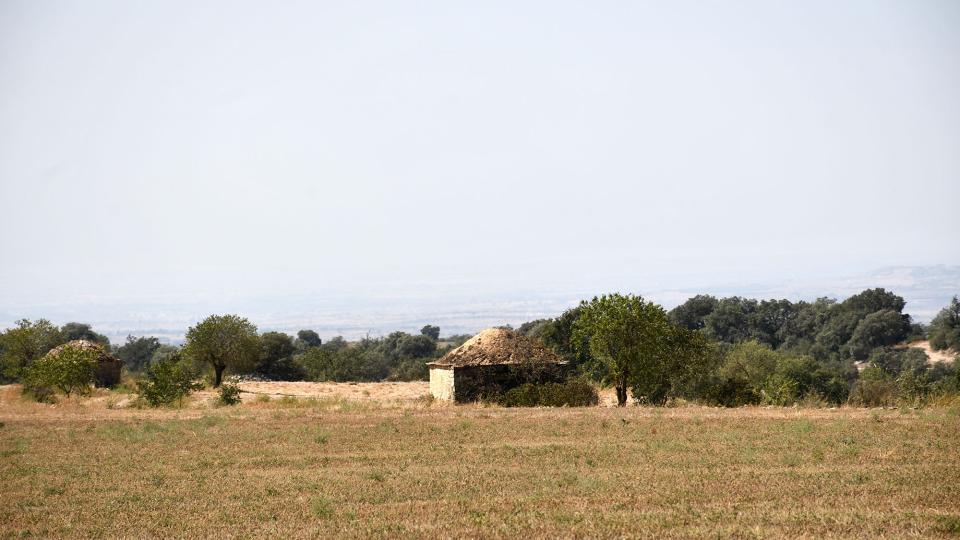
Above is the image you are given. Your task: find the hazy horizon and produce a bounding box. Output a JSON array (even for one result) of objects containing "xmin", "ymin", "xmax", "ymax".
[{"xmin": 1, "ymin": 1, "xmax": 958, "ymax": 339}]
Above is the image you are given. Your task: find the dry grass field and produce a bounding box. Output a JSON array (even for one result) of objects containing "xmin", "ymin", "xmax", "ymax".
[{"xmin": 1, "ymin": 383, "xmax": 959, "ymax": 539}]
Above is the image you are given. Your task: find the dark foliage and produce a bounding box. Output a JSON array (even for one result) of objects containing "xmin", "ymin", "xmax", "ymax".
[
  {"xmin": 499, "ymin": 379, "xmax": 599, "ymax": 407},
  {"xmin": 115, "ymin": 335, "xmax": 162, "ymax": 373}
]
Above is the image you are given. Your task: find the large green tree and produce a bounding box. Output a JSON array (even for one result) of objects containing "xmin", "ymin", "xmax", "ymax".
[
  {"xmin": 0, "ymin": 319, "xmax": 63, "ymax": 382},
  {"xmin": 668, "ymin": 294, "xmax": 718, "ymax": 330},
  {"xmin": 257, "ymin": 331, "xmax": 305, "ymax": 380},
  {"xmin": 572, "ymin": 294, "xmax": 675, "ymax": 406},
  {"xmin": 183, "ymin": 315, "xmax": 260, "ymax": 387}
]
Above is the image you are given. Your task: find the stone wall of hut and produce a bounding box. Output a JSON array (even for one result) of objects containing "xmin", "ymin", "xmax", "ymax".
[
  {"xmin": 94, "ymin": 359, "xmax": 123, "ymax": 388},
  {"xmin": 429, "ymin": 367, "xmax": 455, "ymax": 401},
  {"xmin": 451, "ymin": 363, "xmax": 569, "ymax": 402}
]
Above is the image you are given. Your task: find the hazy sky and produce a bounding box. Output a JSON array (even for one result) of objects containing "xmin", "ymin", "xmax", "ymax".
[{"xmin": 1, "ymin": 0, "xmax": 958, "ymax": 310}]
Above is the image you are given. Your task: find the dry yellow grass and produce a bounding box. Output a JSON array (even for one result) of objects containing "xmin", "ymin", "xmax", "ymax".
[{"xmin": 1, "ymin": 383, "xmax": 959, "ymax": 538}]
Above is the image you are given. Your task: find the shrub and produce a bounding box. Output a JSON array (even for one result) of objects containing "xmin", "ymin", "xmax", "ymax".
[
  {"xmin": 760, "ymin": 374, "xmax": 800, "ymax": 406},
  {"xmin": 24, "ymin": 343, "xmax": 97, "ymax": 399},
  {"xmin": 217, "ymin": 383, "xmax": 242, "ymax": 406},
  {"xmin": 500, "ymin": 379, "xmax": 598, "ymax": 407},
  {"xmin": 848, "ymin": 367, "xmax": 897, "ymax": 407},
  {"xmin": 22, "ymin": 383, "xmax": 56, "ymax": 404},
  {"xmin": 388, "ymin": 357, "xmax": 429, "ymax": 381},
  {"xmin": 136, "ymin": 355, "xmax": 203, "ymax": 407}
]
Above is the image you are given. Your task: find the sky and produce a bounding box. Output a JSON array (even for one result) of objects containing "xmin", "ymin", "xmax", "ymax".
[{"xmin": 1, "ymin": 0, "xmax": 958, "ymax": 333}]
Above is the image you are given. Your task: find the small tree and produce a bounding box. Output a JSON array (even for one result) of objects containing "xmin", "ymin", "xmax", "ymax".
[
  {"xmin": 183, "ymin": 315, "xmax": 260, "ymax": 387},
  {"xmin": 420, "ymin": 325, "xmax": 440, "ymax": 341},
  {"xmin": 136, "ymin": 354, "xmax": 203, "ymax": 407},
  {"xmin": 572, "ymin": 294, "xmax": 674, "ymax": 406},
  {"xmin": 59, "ymin": 322, "xmax": 110, "ymax": 347},
  {"xmin": 296, "ymin": 329, "xmax": 322, "ymax": 349},
  {"xmin": 25, "ymin": 343, "xmax": 97, "ymax": 398},
  {"xmin": 116, "ymin": 335, "xmax": 162, "ymax": 373}
]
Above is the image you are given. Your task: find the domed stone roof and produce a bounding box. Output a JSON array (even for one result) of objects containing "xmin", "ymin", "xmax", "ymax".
[{"xmin": 428, "ymin": 327, "xmax": 565, "ymax": 367}]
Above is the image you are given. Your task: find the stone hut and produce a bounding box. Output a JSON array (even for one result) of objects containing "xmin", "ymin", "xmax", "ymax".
[
  {"xmin": 427, "ymin": 327, "xmax": 568, "ymax": 402},
  {"xmin": 47, "ymin": 340, "xmax": 123, "ymax": 388}
]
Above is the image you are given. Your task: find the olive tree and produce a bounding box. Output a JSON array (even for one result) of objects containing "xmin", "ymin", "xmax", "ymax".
[
  {"xmin": 183, "ymin": 315, "xmax": 260, "ymax": 387},
  {"xmin": 572, "ymin": 294, "xmax": 675, "ymax": 406}
]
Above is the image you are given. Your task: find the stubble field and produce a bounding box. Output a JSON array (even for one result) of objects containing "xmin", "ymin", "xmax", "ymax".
[{"xmin": 1, "ymin": 383, "xmax": 959, "ymax": 538}]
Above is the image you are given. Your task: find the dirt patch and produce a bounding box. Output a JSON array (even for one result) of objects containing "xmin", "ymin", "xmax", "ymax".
[
  {"xmin": 231, "ymin": 381, "xmax": 431, "ymax": 402},
  {"xmin": 908, "ymin": 340, "xmax": 958, "ymax": 365}
]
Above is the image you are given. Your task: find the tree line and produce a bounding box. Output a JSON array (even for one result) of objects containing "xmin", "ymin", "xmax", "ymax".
[
  {"xmin": 0, "ymin": 289, "xmax": 957, "ymax": 407},
  {"xmin": 520, "ymin": 289, "xmax": 959, "ymax": 406}
]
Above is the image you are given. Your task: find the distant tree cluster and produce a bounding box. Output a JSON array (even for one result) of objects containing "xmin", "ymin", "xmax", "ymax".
[
  {"xmin": 299, "ymin": 331, "xmax": 441, "ymax": 382},
  {"xmin": 667, "ymin": 288, "xmax": 917, "ymax": 361},
  {"xmin": 520, "ymin": 289, "xmax": 958, "ymax": 407}
]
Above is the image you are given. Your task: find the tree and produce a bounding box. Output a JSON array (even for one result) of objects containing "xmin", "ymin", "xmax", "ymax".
[
  {"xmin": 257, "ymin": 331, "xmax": 305, "ymax": 380},
  {"xmin": 841, "ymin": 288, "xmax": 906, "ymax": 316},
  {"xmin": 572, "ymin": 294, "xmax": 675, "ymax": 406},
  {"xmin": 259, "ymin": 332, "xmax": 296, "ymax": 370},
  {"xmin": 847, "ymin": 309, "xmax": 911, "ymax": 360},
  {"xmin": 397, "ymin": 334, "xmax": 437, "ymax": 358},
  {"xmin": 704, "ymin": 297, "xmax": 758, "ymax": 344},
  {"xmin": 669, "ymin": 295, "xmax": 718, "ymax": 330},
  {"xmin": 929, "ymin": 296, "xmax": 960, "ymax": 351},
  {"xmin": 0, "ymin": 319, "xmax": 62, "ymax": 382},
  {"xmin": 115, "ymin": 335, "xmax": 162, "ymax": 373},
  {"xmin": 60, "ymin": 322, "xmax": 110, "ymax": 347},
  {"xmin": 25, "ymin": 343, "xmax": 97, "ymax": 398},
  {"xmin": 751, "ymin": 299, "xmax": 799, "ymax": 348},
  {"xmin": 420, "ymin": 325, "xmax": 440, "ymax": 341},
  {"xmin": 630, "ymin": 325, "xmax": 713, "ymax": 405},
  {"xmin": 539, "ymin": 306, "xmax": 594, "ymax": 373},
  {"xmin": 296, "ymin": 329, "xmax": 322, "ymax": 349},
  {"xmin": 183, "ymin": 315, "xmax": 260, "ymax": 387}
]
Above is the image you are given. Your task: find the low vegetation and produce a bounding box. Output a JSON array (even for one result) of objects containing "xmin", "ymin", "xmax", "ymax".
[
  {"xmin": 499, "ymin": 379, "xmax": 599, "ymax": 407},
  {"xmin": 135, "ymin": 354, "xmax": 203, "ymax": 407}
]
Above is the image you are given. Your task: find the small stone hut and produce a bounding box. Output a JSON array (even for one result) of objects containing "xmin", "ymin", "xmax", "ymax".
[
  {"xmin": 47, "ymin": 340, "xmax": 123, "ymax": 388},
  {"xmin": 427, "ymin": 327, "xmax": 568, "ymax": 402}
]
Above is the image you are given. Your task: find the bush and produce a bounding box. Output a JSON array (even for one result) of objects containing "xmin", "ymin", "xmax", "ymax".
[
  {"xmin": 24, "ymin": 343, "xmax": 97, "ymax": 399},
  {"xmin": 500, "ymin": 379, "xmax": 598, "ymax": 407},
  {"xmin": 22, "ymin": 383, "xmax": 56, "ymax": 404},
  {"xmin": 848, "ymin": 368, "xmax": 897, "ymax": 407},
  {"xmin": 136, "ymin": 355, "xmax": 203, "ymax": 407},
  {"xmin": 760, "ymin": 374, "xmax": 800, "ymax": 406},
  {"xmin": 217, "ymin": 383, "xmax": 242, "ymax": 406},
  {"xmin": 388, "ymin": 357, "xmax": 429, "ymax": 381}
]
